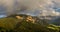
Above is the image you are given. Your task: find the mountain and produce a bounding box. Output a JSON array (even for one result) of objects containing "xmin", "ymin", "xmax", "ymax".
[
  {"xmin": 51, "ymin": 17, "xmax": 60, "ymax": 26},
  {"xmin": 7, "ymin": 14, "xmax": 49, "ymax": 26},
  {"xmin": 0, "ymin": 14, "xmax": 60, "ymax": 32}
]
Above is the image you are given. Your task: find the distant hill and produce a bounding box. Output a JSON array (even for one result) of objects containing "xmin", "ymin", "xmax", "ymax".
[{"xmin": 51, "ymin": 17, "xmax": 60, "ymax": 26}]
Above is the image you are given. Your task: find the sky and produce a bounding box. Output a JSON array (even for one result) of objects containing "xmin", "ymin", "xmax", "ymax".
[{"xmin": 0, "ymin": 0, "xmax": 60, "ymax": 17}]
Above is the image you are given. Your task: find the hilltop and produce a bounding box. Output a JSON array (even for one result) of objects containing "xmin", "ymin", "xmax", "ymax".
[{"xmin": 0, "ymin": 14, "xmax": 60, "ymax": 32}]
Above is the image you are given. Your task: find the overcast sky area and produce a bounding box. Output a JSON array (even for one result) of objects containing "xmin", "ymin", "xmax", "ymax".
[{"xmin": 0, "ymin": 0, "xmax": 60, "ymax": 17}]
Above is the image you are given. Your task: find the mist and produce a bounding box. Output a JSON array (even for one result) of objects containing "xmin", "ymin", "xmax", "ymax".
[{"xmin": 0, "ymin": 0, "xmax": 60, "ymax": 16}]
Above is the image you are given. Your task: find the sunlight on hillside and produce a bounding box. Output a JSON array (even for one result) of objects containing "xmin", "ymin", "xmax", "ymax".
[{"xmin": 0, "ymin": 14, "xmax": 59, "ymax": 32}]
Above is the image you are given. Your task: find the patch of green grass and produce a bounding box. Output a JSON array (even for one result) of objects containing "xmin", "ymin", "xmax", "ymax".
[
  {"xmin": 0, "ymin": 17, "xmax": 20, "ymax": 29},
  {"xmin": 0, "ymin": 17, "xmax": 60, "ymax": 32}
]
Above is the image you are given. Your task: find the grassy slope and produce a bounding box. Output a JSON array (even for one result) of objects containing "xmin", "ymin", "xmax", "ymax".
[
  {"xmin": 0, "ymin": 17, "xmax": 20, "ymax": 29},
  {"xmin": 0, "ymin": 17, "xmax": 60, "ymax": 32}
]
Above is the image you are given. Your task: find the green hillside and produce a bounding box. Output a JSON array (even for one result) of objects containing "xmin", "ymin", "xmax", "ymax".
[{"xmin": 0, "ymin": 14, "xmax": 60, "ymax": 32}]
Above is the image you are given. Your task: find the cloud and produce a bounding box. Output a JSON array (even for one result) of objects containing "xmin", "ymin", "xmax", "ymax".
[{"xmin": 0, "ymin": 0, "xmax": 60, "ymax": 16}]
